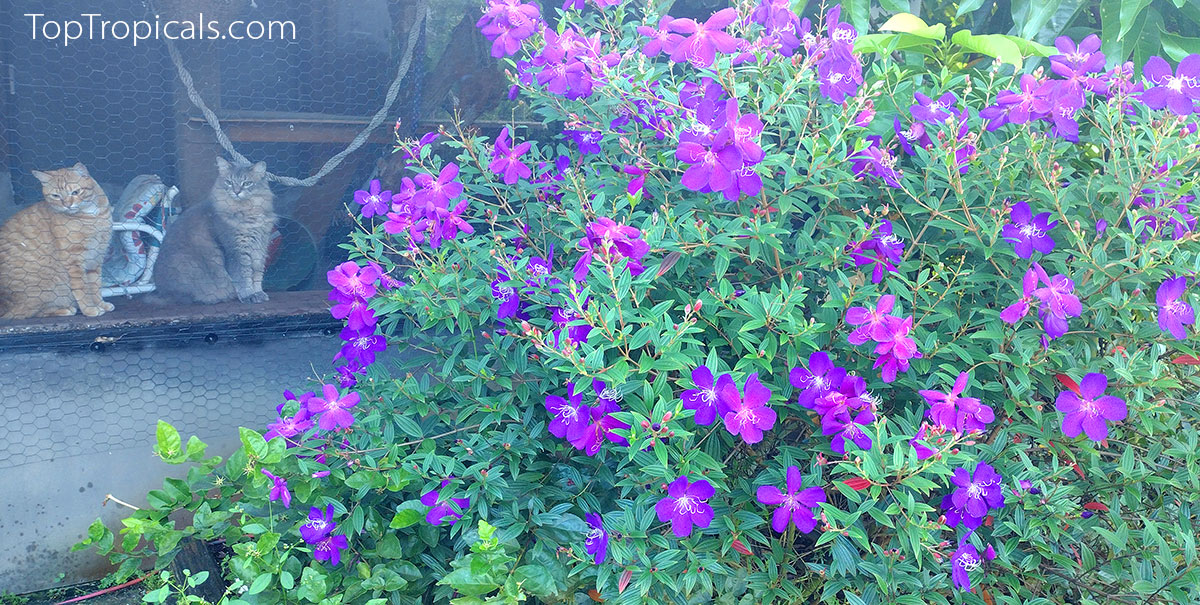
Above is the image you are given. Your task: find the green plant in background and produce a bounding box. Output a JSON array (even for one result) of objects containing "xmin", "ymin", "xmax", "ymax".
[
  {"xmin": 834, "ymin": 0, "xmax": 1200, "ymax": 72},
  {"xmin": 77, "ymin": 0, "xmax": 1200, "ymax": 603}
]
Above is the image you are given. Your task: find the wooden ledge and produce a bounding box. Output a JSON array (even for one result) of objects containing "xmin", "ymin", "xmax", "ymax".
[{"xmin": 0, "ymin": 290, "xmax": 338, "ymax": 351}]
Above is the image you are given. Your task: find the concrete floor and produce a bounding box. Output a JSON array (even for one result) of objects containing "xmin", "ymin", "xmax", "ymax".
[{"xmin": 0, "ymin": 331, "xmax": 343, "ymax": 594}]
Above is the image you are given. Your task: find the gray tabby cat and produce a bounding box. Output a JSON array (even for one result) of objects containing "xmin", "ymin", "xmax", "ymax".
[{"xmin": 155, "ymin": 158, "xmax": 275, "ymax": 304}]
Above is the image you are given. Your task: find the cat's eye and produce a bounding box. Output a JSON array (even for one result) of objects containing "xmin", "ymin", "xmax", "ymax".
[
  {"xmin": 49, "ymin": 193, "xmax": 60, "ymax": 199},
  {"xmin": 226, "ymin": 179, "xmax": 234, "ymax": 186},
  {"xmin": 242, "ymin": 181, "xmax": 253, "ymax": 188},
  {"xmin": 71, "ymin": 190, "xmax": 80, "ymax": 196}
]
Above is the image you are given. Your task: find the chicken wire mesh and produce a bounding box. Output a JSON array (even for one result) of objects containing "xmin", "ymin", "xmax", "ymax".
[
  {"xmin": 0, "ymin": 0, "xmax": 508, "ymax": 385},
  {"xmin": 0, "ymin": 0, "xmax": 514, "ymax": 591}
]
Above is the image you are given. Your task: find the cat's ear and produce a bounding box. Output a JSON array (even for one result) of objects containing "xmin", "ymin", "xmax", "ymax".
[
  {"xmin": 250, "ymin": 162, "xmax": 267, "ymax": 179},
  {"xmin": 215, "ymin": 157, "xmax": 232, "ymax": 175},
  {"xmin": 31, "ymin": 170, "xmax": 51, "ymax": 185},
  {"xmin": 71, "ymin": 162, "xmax": 90, "ymax": 176}
]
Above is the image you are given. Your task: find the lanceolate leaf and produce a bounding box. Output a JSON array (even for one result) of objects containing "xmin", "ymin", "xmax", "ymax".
[{"xmin": 952, "ymin": 31, "xmax": 1026, "ymax": 68}]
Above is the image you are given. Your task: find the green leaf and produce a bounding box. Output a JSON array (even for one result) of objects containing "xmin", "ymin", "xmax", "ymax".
[
  {"xmin": 878, "ymin": 0, "xmax": 908, "ymax": 13},
  {"xmin": 1119, "ymin": 0, "xmax": 1154, "ymax": 40},
  {"xmin": 854, "ymin": 33, "xmax": 938, "ymax": 55},
  {"xmin": 298, "ymin": 566, "xmax": 328, "ymax": 603},
  {"xmin": 389, "ymin": 500, "xmax": 426, "ymax": 529},
  {"xmin": 1011, "ymin": 0, "xmax": 1065, "ymax": 41},
  {"xmin": 878, "ymin": 13, "xmax": 946, "ymax": 40},
  {"xmin": 956, "ymin": 0, "xmax": 989, "ymax": 17},
  {"xmin": 155, "ymin": 420, "xmax": 182, "ymax": 460},
  {"xmin": 951, "ymin": 31, "xmax": 1025, "ymax": 68},
  {"xmin": 248, "ymin": 573, "xmax": 272, "ymax": 595},
  {"xmin": 239, "ymin": 427, "xmax": 269, "ymax": 460},
  {"xmin": 184, "ymin": 436, "xmax": 208, "ymax": 462},
  {"xmin": 1161, "ymin": 29, "xmax": 1200, "ymax": 61},
  {"xmin": 513, "ymin": 565, "xmax": 556, "ymax": 597}
]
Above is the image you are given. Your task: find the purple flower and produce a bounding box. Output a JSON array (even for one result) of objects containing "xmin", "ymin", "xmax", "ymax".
[
  {"xmin": 721, "ymin": 99, "xmax": 765, "ymax": 164},
  {"xmin": 488, "ymin": 127, "xmax": 533, "ymax": 185},
  {"xmin": 1156, "ymin": 277, "xmax": 1194, "ymax": 340},
  {"xmin": 1035, "ymin": 81, "xmax": 1085, "ymax": 141},
  {"xmin": 1049, "ymin": 41, "xmax": 1109, "ymax": 98},
  {"xmin": 893, "ymin": 116, "xmax": 932, "ymax": 155},
  {"xmin": 569, "ymin": 398, "xmax": 630, "ymax": 456},
  {"xmin": 811, "ymin": 374, "xmax": 869, "ymax": 421},
  {"xmin": 1141, "ymin": 55, "xmax": 1200, "ymax": 116},
  {"xmin": 824, "ymin": 409, "xmax": 874, "ymax": 454},
  {"xmin": 951, "ymin": 543, "xmax": 982, "ymax": 590},
  {"xmin": 637, "ymin": 16, "xmax": 682, "ymax": 58},
  {"xmin": 910, "ymin": 92, "xmax": 958, "ymax": 124},
  {"xmin": 654, "ymin": 476, "xmax": 715, "ymax": 538},
  {"xmin": 1051, "ymin": 35, "xmax": 1105, "ymax": 81},
  {"xmin": 845, "ymin": 294, "xmax": 896, "ymax": 345},
  {"xmin": 788, "ymin": 351, "xmax": 843, "ymax": 409},
  {"xmin": 988, "ymin": 74, "xmax": 1047, "ymax": 129},
  {"xmin": 584, "ymin": 513, "xmax": 608, "ymax": 564},
  {"xmin": 565, "ymin": 129, "xmax": 603, "ymax": 154},
  {"xmin": 717, "ymin": 372, "xmax": 777, "ymax": 444},
  {"xmin": 354, "ymin": 179, "xmax": 391, "ymax": 218},
  {"xmin": 681, "ymin": 365, "xmax": 724, "ymax": 425},
  {"xmin": 920, "ymin": 372, "xmax": 994, "ymax": 434},
  {"xmin": 668, "ymin": 8, "xmax": 741, "ymax": 68},
  {"xmin": 1030, "ymin": 264, "xmax": 1082, "ymax": 339},
  {"xmin": 676, "ymin": 138, "xmax": 739, "ymax": 193},
  {"xmin": 756, "ymin": 465, "xmax": 825, "ymax": 533},
  {"xmin": 1056, "ymin": 373, "xmax": 1127, "ymax": 442},
  {"xmin": 872, "ymin": 316, "xmax": 921, "ymax": 383},
  {"xmin": 573, "ymin": 217, "xmax": 650, "ymax": 281},
  {"xmin": 941, "ymin": 493, "xmax": 980, "ymax": 530},
  {"xmin": 264, "ymin": 406, "xmax": 313, "ymax": 443},
  {"xmin": 335, "ymin": 325, "xmax": 387, "ymax": 368},
  {"xmin": 400, "ymin": 131, "xmax": 439, "ymax": 162},
  {"xmin": 817, "ymin": 55, "xmax": 862, "ymax": 104},
  {"xmin": 845, "ymin": 221, "xmax": 904, "ymax": 283},
  {"xmin": 847, "ymin": 137, "xmax": 900, "ymax": 188},
  {"xmin": 300, "ymin": 505, "xmax": 336, "ymax": 544},
  {"xmin": 421, "ymin": 479, "xmax": 471, "ymax": 525},
  {"xmin": 413, "ymin": 163, "xmax": 465, "ymax": 209},
  {"xmin": 1000, "ymin": 266, "xmax": 1039, "ymax": 324},
  {"xmin": 312, "ymin": 533, "xmax": 350, "ymax": 567},
  {"xmin": 329, "ymin": 290, "xmax": 377, "ymax": 332},
  {"xmin": 261, "ymin": 469, "xmax": 291, "ymax": 508},
  {"xmin": 551, "ymin": 305, "xmax": 592, "ymax": 348},
  {"xmin": 478, "ymin": 0, "xmax": 542, "ymax": 58},
  {"xmin": 949, "ymin": 462, "xmax": 1005, "ymax": 522},
  {"xmin": 545, "ymin": 383, "xmax": 589, "ymax": 441},
  {"xmin": 307, "ymin": 384, "xmax": 360, "ymax": 431},
  {"xmin": 1002, "ymin": 201, "xmax": 1058, "ymax": 258},
  {"xmin": 491, "ymin": 273, "xmax": 521, "ymax": 320},
  {"xmin": 327, "ymin": 261, "xmax": 380, "ymax": 299},
  {"xmin": 910, "ymin": 425, "xmax": 936, "ymax": 460}
]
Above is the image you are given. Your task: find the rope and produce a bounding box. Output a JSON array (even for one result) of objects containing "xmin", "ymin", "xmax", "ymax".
[{"xmin": 163, "ymin": 0, "xmax": 428, "ymax": 187}]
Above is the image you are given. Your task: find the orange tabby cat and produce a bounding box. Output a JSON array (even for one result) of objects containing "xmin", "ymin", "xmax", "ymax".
[{"xmin": 0, "ymin": 163, "xmax": 115, "ymax": 319}]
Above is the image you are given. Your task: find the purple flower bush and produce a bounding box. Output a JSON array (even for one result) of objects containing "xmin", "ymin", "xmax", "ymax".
[{"xmin": 81, "ymin": 3, "xmax": 1200, "ymax": 604}]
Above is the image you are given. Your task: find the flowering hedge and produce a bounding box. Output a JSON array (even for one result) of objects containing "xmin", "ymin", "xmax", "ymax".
[{"xmin": 79, "ymin": 1, "xmax": 1200, "ymax": 604}]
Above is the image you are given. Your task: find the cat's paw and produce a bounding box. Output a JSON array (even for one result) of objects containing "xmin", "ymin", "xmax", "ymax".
[
  {"xmin": 100, "ymin": 301, "xmax": 115, "ymax": 312},
  {"xmin": 240, "ymin": 291, "xmax": 270, "ymax": 304},
  {"xmin": 80, "ymin": 305, "xmax": 107, "ymax": 317}
]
